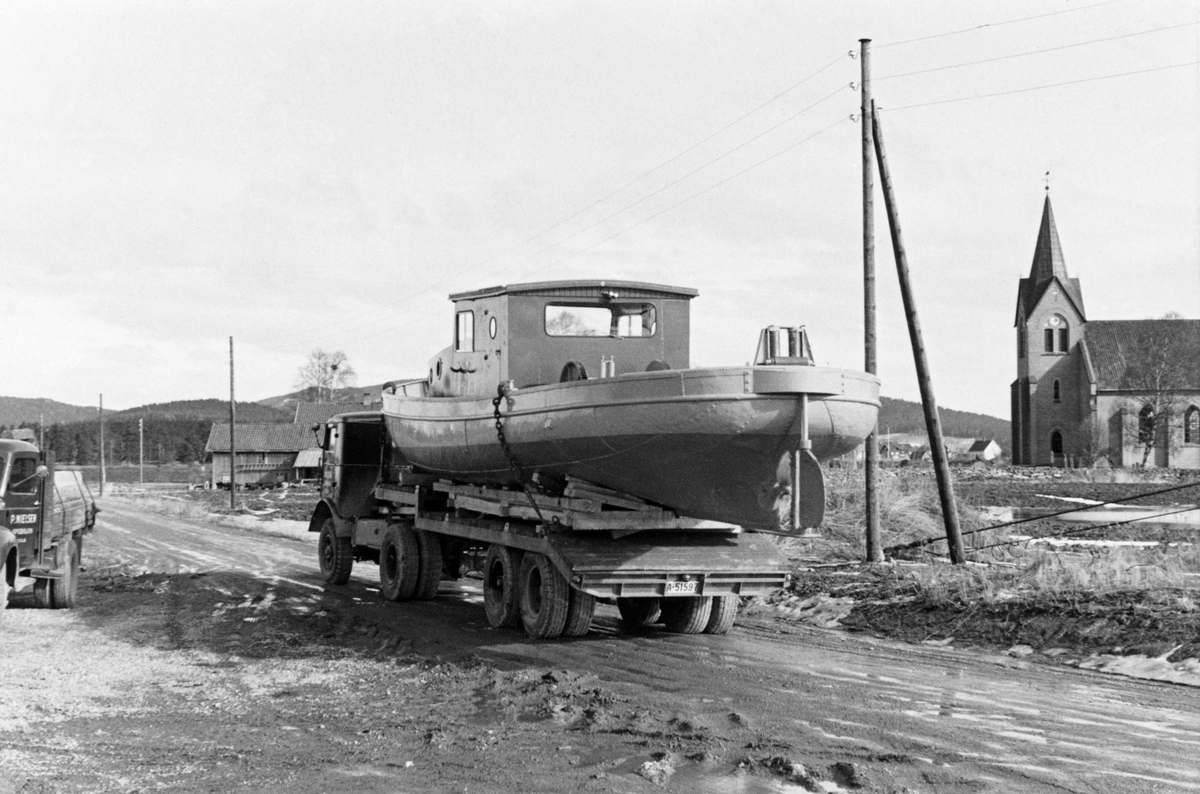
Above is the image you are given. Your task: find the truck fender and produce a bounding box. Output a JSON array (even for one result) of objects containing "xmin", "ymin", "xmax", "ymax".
[
  {"xmin": 1, "ymin": 528, "xmax": 17, "ymax": 588},
  {"xmin": 308, "ymin": 500, "xmax": 354, "ymax": 539}
]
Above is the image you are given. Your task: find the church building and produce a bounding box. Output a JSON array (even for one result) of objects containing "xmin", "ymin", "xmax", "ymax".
[{"xmin": 1011, "ymin": 195, "xmax": 1200, "ymax": 468}]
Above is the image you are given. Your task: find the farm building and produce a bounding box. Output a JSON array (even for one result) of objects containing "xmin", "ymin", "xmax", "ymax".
[{"xmin": 205, "ymin": 423, "xmax": 319, "ymax": 488}]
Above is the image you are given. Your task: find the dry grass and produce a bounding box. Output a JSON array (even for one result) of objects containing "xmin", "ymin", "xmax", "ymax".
[{"xmin": 794, "ymin": 466, "xmax": 1199, "ymax": 604}]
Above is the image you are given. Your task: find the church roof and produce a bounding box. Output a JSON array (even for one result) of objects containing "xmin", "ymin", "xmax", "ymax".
[
  {"xmin": 1084, "ymin": 320, "xmax": 1200, "ymax": 390},
  {"xmin": 1015, "ymin": 196, "xmax": 1086, "ymax": 324}
]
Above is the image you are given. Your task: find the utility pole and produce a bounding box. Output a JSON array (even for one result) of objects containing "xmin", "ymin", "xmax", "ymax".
[
  {"xmin": 860, "ymin": 38, "xmax": 882, "ymax": 562},
  {"xmin": 139, "ymin": 417, "xmax": 144, "ymax": 484},
  {"xmin": 99, "ymin": 394, "xmax": 106, "ymax": 497},
  {"xmin": 39, "ymin": 413, "xmax": 44, "ymax": 451},
  {"xmin": 230, "ymin": 336, "xmax": 237, "ymax": 510},
  {"xmin": 871, "ymin": 103, "xmax": 965, "ymax": 564}
]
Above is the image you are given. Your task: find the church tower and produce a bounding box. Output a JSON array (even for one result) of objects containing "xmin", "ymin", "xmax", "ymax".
[{"xmin": 1011, "ymin": 195, "xmax": 1088, "ymax": 465}]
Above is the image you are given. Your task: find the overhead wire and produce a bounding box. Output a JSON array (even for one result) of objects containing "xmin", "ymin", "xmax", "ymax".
[
  {"xmin": 883, "ymin": 60, "xmax": 1200, "ymax": 112},
  {"xmin": 875, "ymin": 20, "xmax": 1198, "ymax": 82},
  {"xmin": 251, "ymin": 52, "xmax": 853, "ymax": 353},
  {"xmin": 875, "ymin": 0, "xmax": 1128, "ymax": 49}
]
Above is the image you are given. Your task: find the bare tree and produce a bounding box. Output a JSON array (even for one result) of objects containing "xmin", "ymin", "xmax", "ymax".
[
  {"xmin": 1117, "ymin": 318, "xmax": 1192, "ymax": 467},
  {"xmin": 295, "ymin": 349, "xmax": 357, "ymax": 402},
  {"xmin": 1075, "ymin": 415, "xmax": 1111, "ymax": 468}
]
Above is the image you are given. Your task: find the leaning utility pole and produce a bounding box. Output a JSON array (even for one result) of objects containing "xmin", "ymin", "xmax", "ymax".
[
  {"xmin": 860, "ymin": 38, "xmax": 882, "ymax": 562},
  {"xmin": 99, "ymin": 394, "xmax": 106, "ymax": 497},
  {"xmin": 139, "ymin": 417, "xmax": 144, "ymax": 485},
  {"xmin": 871, "ymin": 102, "xmax": 964, "ymax": 564},
  {"xmin": 229, "ymin": 337, "xmax": 237, "ymax": 510}
]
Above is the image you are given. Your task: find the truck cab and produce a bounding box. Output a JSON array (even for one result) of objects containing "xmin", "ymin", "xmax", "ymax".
[{"xmin": 1, "ymin": 439, "xmax": 98, "ymax": 611}]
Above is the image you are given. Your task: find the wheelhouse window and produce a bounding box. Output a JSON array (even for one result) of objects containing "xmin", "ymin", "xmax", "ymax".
[
  {"xmin": 455, "ymin": 311, "xmax": 475, "ymax": 352},
  {"xmin": 544, "ymin": 303, "xmax": 657, "ymax": 338},
  {"xmin": 1185, "ymin": 406, "xmax": 1200, "ymax": 444}
]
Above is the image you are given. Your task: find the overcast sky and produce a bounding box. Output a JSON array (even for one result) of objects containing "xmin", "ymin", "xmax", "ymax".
[{"xmin": 2, "ymin": 0, "xmax": 1197, "ymax": 418}]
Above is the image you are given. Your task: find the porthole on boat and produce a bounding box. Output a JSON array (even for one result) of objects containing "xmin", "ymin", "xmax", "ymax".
[{"xmin": 489, "ymin": 316, "xmax": 497, "ymax": 339}]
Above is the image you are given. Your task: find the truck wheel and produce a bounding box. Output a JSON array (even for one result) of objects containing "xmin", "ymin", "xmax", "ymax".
[
  {"xmin": 379, "ymin": 525, "xmax": 420, "ymax": 601},
  {"xmin": 483, "ymin": 545, "xmax": 522, "ymax": 628},
  {"xmin": 517, "ymin": 553, "xmax": 569, "ymax": 640},
  {"xmin": 33, "ymin": 578, "xmax": 51, "ymax": 608},
  {"xmin": 318, "ymin": 519, "xmax": 353, "ymax": 585},
  {"xmin": 617, "ymin": 597, "xmax": 661, "ymax": 626},
  {"xmin": 562, "ymin": 588, "xmax": 596, "ymax": 637},
  {"xmin": 413, "ymin": 530, "xmax": 443, "ymax": 601},
  {"xmin": 50, "ymin": 540, "xmax": 80, "ymax": 609},
  {"xmin": 704, "ymin": 595, "xmax": 739, "ymax": 635},
  {"xmin": 661, "ymin": 596, "xmax": 712, "ymax": 634}
]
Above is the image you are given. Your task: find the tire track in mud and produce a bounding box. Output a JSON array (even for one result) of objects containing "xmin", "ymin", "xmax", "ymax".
[{"xmin": 85, "ymin": 500, "xmax": 1200, "ymax": 793}]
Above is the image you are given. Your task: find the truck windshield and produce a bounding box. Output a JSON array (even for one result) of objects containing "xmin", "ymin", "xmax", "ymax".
[
  {"xmin": 545, "ymin": 304, "xmax": 656, "ymax": 337},
  {"xmin": 4, "ymin": 456, "xmax": 40, "ymax": 495}
]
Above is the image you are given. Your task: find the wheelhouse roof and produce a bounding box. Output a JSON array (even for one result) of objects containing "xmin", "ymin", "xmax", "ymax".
[{"xmin": 449, "ymin": 280, "xmax": 699, "ymax": 302}]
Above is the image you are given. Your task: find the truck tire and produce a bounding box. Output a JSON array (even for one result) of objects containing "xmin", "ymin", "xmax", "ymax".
[
  {"xmin": 379, "ymin": 525, "xmax": 420, "ymax": 601},
  {"xmin": 661, "ymin": 596, "xmax": 712, "ymax": 634},
  {"xmin": 617, "ymin": 597, "xmax": 661, "ymax": 626},
  {"xmin": 50, "ymin": 539, "xmax": 80, "ymax": 609},
  {"xmin": 562, "ymin": 588, "xmax": 596, "ymax": 637},
  {"xmin": 518, "ymin": 552, "xmax": 569, "ymax": 640},
  {"xmin": 318, "ymin": 519, "xmax": 353, "ymax": 585},
  {"xmin": 33, "ymin": 578, "xmax": 51, "ymax": 608},
  {"xmin": 704, "ymin": 595, "xmax": 739, "ymax": 635},
  {"xmin": 413, "ymin": 530, "xmax": 443, "ymax": 601},
  {"xmin": 483, "ymin": 545, "xmax": 522, "ymax": 628}
]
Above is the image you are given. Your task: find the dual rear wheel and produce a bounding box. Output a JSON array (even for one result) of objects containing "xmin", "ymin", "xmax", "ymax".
[
  {"xmin": 618, "ymin": 594, "xmax": 739, "ymax": 635},
  {"xmin": 483, "ymin": 547, "xmax": 595, "ymax": 640}
]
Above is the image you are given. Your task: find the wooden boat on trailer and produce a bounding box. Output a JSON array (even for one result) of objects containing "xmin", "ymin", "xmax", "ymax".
[{"xmin": 381, "ymin": 280, "xmax": 879, "ymax": 532}]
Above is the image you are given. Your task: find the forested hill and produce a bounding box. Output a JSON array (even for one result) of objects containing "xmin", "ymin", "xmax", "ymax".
[
  {"xmin": 878, "ymin": 396, "xmax": 1010, "ymax": 451},
  {"xmin": 1, "ymin": 399, "xmax": 292, "ymax": 466},
  {"xmin": 111, "ymin": 399, "xmax": 292, "ymax": 422},
  {"xmin": 0, "ymin": 396, "xmax": 96, "ymax": 427}
]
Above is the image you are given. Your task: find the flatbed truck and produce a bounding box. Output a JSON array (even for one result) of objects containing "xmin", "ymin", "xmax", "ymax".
[{"xmin": 308, "ymin": 411, "xmax": 789, "ymax": 639}]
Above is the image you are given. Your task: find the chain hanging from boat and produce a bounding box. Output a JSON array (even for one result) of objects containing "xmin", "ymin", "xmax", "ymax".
[{"xmin": 492, "ymin": 381, "xmax": 550, "ymax": 525}]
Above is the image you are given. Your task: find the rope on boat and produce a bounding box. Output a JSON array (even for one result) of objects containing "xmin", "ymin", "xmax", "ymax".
[{"xmin": 492, "ymin": 381, "xmax": 550, "ymax": 526}]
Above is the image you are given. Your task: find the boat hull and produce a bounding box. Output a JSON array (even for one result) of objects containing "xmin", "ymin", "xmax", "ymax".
[{"xmin": 382, "ymin": 365, "xmax": 879, "ymax": 531}]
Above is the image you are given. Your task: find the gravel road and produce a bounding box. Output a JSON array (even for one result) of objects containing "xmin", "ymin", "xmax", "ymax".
[{"xmin": 2, "ymin": 500, "xmax": 1198, "ymax": 793}]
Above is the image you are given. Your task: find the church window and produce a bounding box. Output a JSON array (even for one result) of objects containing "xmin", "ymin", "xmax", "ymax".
[
  {"xmin": 1018, "ymin": 327, "xmax": 1026, "ymax": 358},
  {"xmin": 1138, "ymin": 404, "xmax": 1155, "ymax": 445},
  {"xmin": 1186, "ymin": 406, "xmax": 1200, "ymax": 444},
  {"xmin": 1052, "ymin": 380, "xmax": 1061, "ymax": 402},
  {"xmin": 1044, "ymin": 315, "xmax": 1068, "ymax": 354},
  {"xmin": 1050, "ymin": 430, "xmax": 1063, "ymax": 455}
]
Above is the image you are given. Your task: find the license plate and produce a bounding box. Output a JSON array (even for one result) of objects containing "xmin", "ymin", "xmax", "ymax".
[{"xmin": 665, "ymin": 580, "xmax": 697, "ymax": 594}]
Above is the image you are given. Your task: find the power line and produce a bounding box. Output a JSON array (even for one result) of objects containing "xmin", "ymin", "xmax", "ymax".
[
  {"xmin": 884, "ymin": 60, "xmax": 1199, "ymax": 112},
  {"xmin": 348, "ymin": 115, "xmax": 850, "ymax": 346},
  {"xmin": 876, "ymin": 21, "xmax": 1198, "ymax": 82},
  {"xmin": 254, "ymin": 53, "xmax": 852, "ymax": 353},
  {"xmin": 876, "ymin": 0, "xmax": 1127, "ymax": 49}
]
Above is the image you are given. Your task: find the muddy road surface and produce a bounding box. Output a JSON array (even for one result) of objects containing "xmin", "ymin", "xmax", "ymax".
[{"xmin": 3, "ymin": 501, "xmax": 1198, "ymax": 793}]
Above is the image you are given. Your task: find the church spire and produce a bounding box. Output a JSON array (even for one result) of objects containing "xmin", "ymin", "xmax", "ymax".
[{"xmin": 1028, "ymin": 194, "xmax": 1068, "ymax": 284}]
